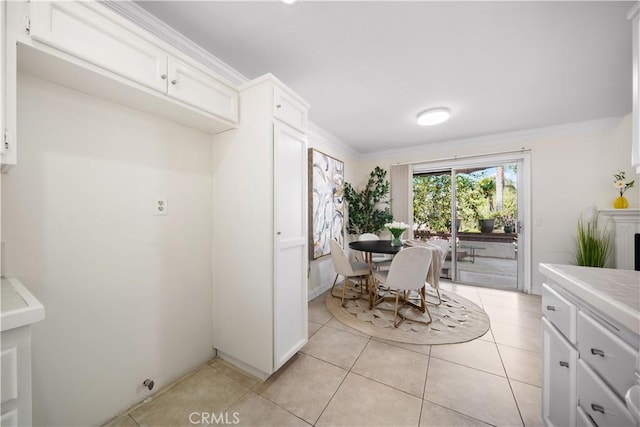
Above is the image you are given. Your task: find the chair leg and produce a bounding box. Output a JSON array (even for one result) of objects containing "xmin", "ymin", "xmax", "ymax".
[
  {"xmin": 392, "ymin": 287, "xmax": 432, "ymax": 328},
  {"xmin": 330, "ymin": 274, "xmax": 341, "ymax": 298},
  {"xmin": 420, "ymin": 291, "xmax": 432, "ymax": 324},
  {"xmin": 331, "ymin": 274, "xmax": 360, "ymax": 306},
  {"xmin": 393, "ymin": 292, "xmax": 404, "ymax": 328},
  {"xmin": 434, "ymin": 286, "xmax": 442, "ymax": 306},
  {"xmin": 370, "ymin": 276, "xmax": 385, "ymax": 308},
  {"xmin": 341, "ymin": 278, "xmax": 349, "ymax": 307}
]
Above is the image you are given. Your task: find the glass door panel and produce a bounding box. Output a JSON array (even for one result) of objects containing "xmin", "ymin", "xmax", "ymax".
[{"xmin": 452, "ymin": 164, "xmax": 519, "ymax": 290}]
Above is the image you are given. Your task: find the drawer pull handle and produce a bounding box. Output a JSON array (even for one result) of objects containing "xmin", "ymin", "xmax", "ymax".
[
  {"xmin": 559, "ymin": 361, "xmax": 569, "ymax": 368},
  {"xmin": 590, "ymin": 348, "xmax": 605, "ymax": 357},
  {"xmin": 546, "ymin": 305, "xmax": 556, "ymax": 311},
  {"xmin": 591, "ymin": 403, "xmax": 605, "ymax": 414}
]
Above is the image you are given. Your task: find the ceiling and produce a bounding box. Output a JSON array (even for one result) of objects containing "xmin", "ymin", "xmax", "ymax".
[{"xmin": 135, "ymin": 1, "xmax": 633, "ymax": 154}]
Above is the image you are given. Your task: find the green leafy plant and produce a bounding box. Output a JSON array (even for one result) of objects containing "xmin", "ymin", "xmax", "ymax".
[
  {"xmin": 575, "ymin": 214, "xmax": 612, "ymax": 267},
  {"xmin": 343, "ymin": 166, "xmax": 393, "ymax": 234}
]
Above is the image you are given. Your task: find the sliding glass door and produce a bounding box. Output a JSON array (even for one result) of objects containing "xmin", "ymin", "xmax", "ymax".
[
  {"xmin": 413, "ymin": 155, "xmax": 527, "ymax": 292},
  {"xmin": 451, "ymin": 164, "xmax": 519, "ymax": 290}
]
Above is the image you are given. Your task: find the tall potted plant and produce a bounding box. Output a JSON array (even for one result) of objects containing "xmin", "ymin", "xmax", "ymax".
[
  {"xmin": 343, "ymin": 166, "xmax": 394, "ymax": 235},
  {"xmin": 575, "ymin": 213, "xmax": 612, "ymax": 267}
]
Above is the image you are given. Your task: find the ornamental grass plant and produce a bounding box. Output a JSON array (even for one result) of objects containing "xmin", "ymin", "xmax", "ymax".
[{"xmin": 575, "ymin": 213, "xmax": 612, "ymax": 268}]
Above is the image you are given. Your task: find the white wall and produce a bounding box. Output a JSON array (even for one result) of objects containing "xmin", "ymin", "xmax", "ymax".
[
  {"xmin": 306, "ymin": 125, "xmax": 365, "ymax": 299},
  {"xmin": 2, "ymin": 74, "xmax": 215, "ymax": 426},
  {"xmin": 361, "ymin": 115, "xmax": 637, "ymax": 294}
]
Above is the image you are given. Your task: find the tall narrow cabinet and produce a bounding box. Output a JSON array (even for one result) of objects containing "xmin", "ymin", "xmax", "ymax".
[{"xmin": 212, "ymin": 74, "xmax": 309, "ymax": 379}]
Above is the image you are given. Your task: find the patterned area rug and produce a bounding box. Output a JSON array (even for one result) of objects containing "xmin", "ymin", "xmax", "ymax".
[{"xmin": 325, "ymin": 287, "xmax": 490, "ymax": 345}]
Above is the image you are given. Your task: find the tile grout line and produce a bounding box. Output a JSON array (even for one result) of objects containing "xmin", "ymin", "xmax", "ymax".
[
  {"xmin": 310, "ymin": 333, "xmax": 374, "ymax": 426},
  {"xmin": 417, "ymin": 344, "xmax": 432, "ymax": 426},
  {"xmin": 493, "ymin": 336, "xmax": 526, "ymax": 427},
  {"xmin": 421, "ymin": 398, "xmax": 499, "ymax": 427}
]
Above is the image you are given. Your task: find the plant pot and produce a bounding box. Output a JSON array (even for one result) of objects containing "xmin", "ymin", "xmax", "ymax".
[
  {"xmin": 614, "ymin": 196, "xmax": 628, "ymax": 209},
  {"xmin": 504, "ymin": 226, "xmax": 513, "ymax": 234},
  {"xmin": 478, "ymin": 219, "xmax": 495, "ymax": 234}
]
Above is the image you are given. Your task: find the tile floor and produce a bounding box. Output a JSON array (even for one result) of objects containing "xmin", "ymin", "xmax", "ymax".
[{"xmin": 105, "ymin": 281, "xmax": 543, "ymax": 427}]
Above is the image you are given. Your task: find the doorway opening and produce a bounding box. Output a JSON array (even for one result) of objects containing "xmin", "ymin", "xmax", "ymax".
[{"xmin": 412, "ymin": 153, "xmax": 529, "ymax": 292}]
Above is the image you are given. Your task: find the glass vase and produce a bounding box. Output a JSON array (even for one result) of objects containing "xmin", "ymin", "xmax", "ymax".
[{"xmin": 614, "ymin": 196, "xmax": 628, "ymax": 209}]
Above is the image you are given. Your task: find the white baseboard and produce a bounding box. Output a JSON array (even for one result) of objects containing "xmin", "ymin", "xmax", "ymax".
[{"xmin": 308, "ymin": 278, "xmax": 334, "ymax": 301}]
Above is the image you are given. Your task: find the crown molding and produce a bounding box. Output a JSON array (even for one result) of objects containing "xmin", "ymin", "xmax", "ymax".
[
  {"xmin": 307, "ymin": 122, "xmax": 361, "ymax": 159},
  {"xmin": 99, "ymin": 0, "xmax": 249, "ymax": 85},
  {"xmin": 99, "ymin": 1, "xmax": 353, "ymax": 150},
  {"xmin": 362, "ymin": 116, "xmax": 627, "ymax": 161}
]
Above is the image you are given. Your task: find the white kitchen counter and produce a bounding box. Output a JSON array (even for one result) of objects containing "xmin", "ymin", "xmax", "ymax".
[
  {"xmin": 1, "ymin": 277, "xmax": 44, "ymax": 332},
  {"xmin": 539, "ymin": 264, "xmax": 640, "ymax": 335}
]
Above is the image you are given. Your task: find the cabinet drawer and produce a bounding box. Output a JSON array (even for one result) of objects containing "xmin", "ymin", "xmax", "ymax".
[
  {"xmin": 542, "ymin": 283, "xmax": 577, "ymax": 343},
  {"xmin": 577, "ymin": 359, "xmax": 635, "ymax": 427},
  {"xmin": 30, "ymin": 1, "xmax": 168, "ymax": 92},
  {"xmin": 273, "ymin": 86, "xmax": 308, "ymax": 132},
  {"xmin": 576, "ymin": 405, "xmax": 596, "ymax": 427},
  {"xmin": 578, "ymin": 311, "xmax": 637, "ymax": 400}
]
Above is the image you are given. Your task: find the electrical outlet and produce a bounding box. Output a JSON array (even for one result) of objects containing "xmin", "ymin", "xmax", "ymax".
[{"xmin": 154, "ymin": 198, "xmax": 168, "ymax": 216}]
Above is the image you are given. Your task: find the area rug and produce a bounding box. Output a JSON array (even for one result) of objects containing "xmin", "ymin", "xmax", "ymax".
[{"xmin": 325, "ymin": 288, "xmax": 490, "ymax": 345}]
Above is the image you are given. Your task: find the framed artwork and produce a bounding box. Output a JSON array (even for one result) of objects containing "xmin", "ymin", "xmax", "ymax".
[{"xmin": 308, "ymin": 149, "xmax": 344, "ymax": 259}]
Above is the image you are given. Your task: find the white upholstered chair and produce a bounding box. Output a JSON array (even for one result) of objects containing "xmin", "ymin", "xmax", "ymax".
[
  {"xmin": 329, "ymin": 239, "xmax": 369, "ymax": 306},
  {"xmin": 358, "ymin": 233, "xmax": 392, "ymax": 269},
  {"xmin": 372, "ymin": 246, "xmax": 433, "ymax": 328}
]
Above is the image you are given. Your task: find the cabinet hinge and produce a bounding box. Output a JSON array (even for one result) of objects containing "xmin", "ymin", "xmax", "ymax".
[{"xmin": 23, "ymin": 15, "xmax": 30, "ymax": 34}]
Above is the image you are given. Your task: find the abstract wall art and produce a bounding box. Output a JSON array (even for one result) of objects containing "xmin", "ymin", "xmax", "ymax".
[{"xmin": 308, "ymin": 149, "xmax": 344, "ymax": 259}]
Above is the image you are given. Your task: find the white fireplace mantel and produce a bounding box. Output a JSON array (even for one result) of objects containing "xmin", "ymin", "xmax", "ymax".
[{"xmin": 599, "ymin": 209, "xmax": 640, "ymax": 270}]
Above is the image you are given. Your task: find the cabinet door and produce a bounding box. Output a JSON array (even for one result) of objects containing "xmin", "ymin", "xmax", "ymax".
[
  {"xmin": 543, "ymin": 318, "xmax": 578, "ymax": 427},
  {"xmin": 273, "ymin": 122, "xmax": 308, "ymax": 370},
  {"xmin": 1, "ymin": 0, "xmax": 5, "ymax": 161},
  {"xmin": 29, "ymin": 1, "xmax": 168, "ymax": 92},
  {"xmin": 167, "ymin": 57, "xmax": 238, "ymax": 123},
  {"xmin": 273, "ymin": 86, "xmax": 308, "ymax": 132}
]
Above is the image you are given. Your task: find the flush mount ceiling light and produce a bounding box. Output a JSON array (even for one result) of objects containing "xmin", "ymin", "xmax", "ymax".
[
  {"xmin": 281, "ymin": 0, "xmax": 298, "ymax": 4},
  {"xmin": 416, "ymin": 108, "xmax": 451, "ymax": 126}
]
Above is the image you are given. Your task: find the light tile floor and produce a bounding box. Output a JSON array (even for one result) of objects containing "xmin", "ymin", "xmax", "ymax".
[{"xmin": 105, "ymin": 282, "xmax": 543, "ymax": 427}]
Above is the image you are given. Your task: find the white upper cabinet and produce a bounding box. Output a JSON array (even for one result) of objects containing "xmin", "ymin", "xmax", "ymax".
[
  {"xmin": 273, "ymin": 85, "xmax": 308, "ymax": 132},
  {"xmin": 167, "ymin": 57, "xmax": 238, "ymax": 123},
  {"xmin": 29, "ymin": 1, "xmax": 168, "ymax": 93},
  {"xmin": 11, "ymin": 0, "xmax": 238, "ymax": 135}
]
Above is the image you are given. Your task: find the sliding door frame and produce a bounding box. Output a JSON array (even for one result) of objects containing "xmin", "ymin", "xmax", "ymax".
[{"xmin": 413, "ymin": 151, "xmax": 532, "ymax": 293}]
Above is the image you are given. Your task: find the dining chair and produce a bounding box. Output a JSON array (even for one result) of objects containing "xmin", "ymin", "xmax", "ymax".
[
  {"xmin": 358, "ymin": 233, "xmax": 392, "ymax": 269},
  {"xmin": 372, "ymin": 246, "xmax": 433, "ymax": 328},
  {"xmin": 329, "ymin": 239, "xmax": 369, "ymax": 307},
  {"xmin": 425, "ymin": 238, "xmax": 449, "ymax": 305},
  {"xmin": 406, "ymin": 239, "xmax": 446, "ymax": 306}
]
